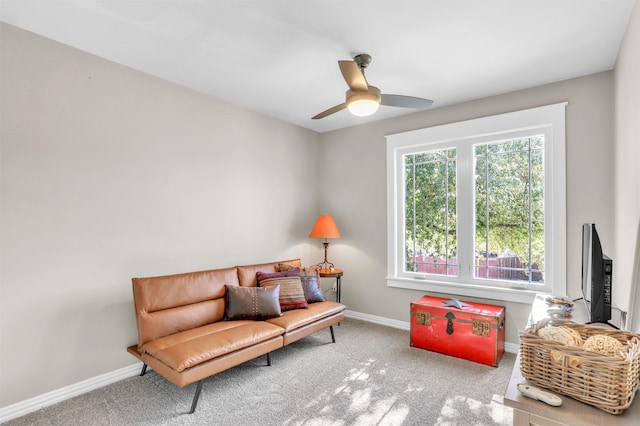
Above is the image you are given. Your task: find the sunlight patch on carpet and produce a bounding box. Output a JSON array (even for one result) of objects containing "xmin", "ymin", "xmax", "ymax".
[
  {"xmin": 284, "ymin": 358, "xmax": 411, "ymax": 426},
  {"xmin": 404, "ymin": 382, "xmax": 425, "ymax": 393},
  {"xmin": 283, "ymin": 357, "xmax": 512, "ymax": 426},
  {"xmin": 352, "ymin": 396, "xmax": 409, "ymax": 426},
  {"xmin": 348, "ymin": 388, "xmax": 372, "ymax": 412},
  {"xmin": 435, "ymin": 394, "xmax": 512, "ymax": 426}
]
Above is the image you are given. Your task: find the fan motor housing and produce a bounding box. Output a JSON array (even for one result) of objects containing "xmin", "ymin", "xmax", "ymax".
[{"xmin": 346, "ymin": 85, "xmax": 381, "ymax": 102}]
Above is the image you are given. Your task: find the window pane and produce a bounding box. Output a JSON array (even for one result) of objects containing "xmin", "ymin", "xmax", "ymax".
[
  {"xmin": 404, "ymin": 149, "xmax": 457, "ymax": 276},
  {"xmin": 531, "ymin": 136, "xmax": 544, "ymax": 150},
  {"xmin": 474, "ymin": 137, "xmax": 544, "ymax": 283},
  {"xmin": 487, "ymin": 138, "xmax": 529, "ymax": 155},
  {"xmin": 414, "ymin": 151, "xmax": 446, "ymax": 163},
  {"xmin": 530, "ymin": 148, "xmax": 545, "ymax": 281}
]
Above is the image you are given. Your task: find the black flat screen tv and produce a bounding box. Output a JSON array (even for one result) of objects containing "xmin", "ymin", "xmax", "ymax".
[{"xmin": 581, "ymin": 223, "xmax": 612, "ymax": 324}]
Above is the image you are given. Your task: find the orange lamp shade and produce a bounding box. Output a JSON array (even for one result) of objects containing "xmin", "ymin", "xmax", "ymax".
[{"xmin": 308, "ymin": 214, "xmax": 341, "ymax": 239}]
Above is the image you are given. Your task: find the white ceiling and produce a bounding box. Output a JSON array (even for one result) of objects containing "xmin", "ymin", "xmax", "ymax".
[{"xmin": 1, "ymin": 0, "xmax": 635, "ymax": 133}]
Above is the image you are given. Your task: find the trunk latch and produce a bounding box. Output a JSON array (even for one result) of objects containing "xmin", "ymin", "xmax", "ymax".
[{"xmin": 445, "ymin": 311, "xmax": 455, "ymax": 335}]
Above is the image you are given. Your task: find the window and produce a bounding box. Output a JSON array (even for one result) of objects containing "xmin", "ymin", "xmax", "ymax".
[
  {"xmin": 386, "ymin": 104, "xmax": 567, "ymax": 303},
  {"xmin": 405, "ymin": 148, "xmax": 458, "ymax": 276},
  {"xmin": 474, "ymin": 137, "xmax": 545, "ymax": 283}
]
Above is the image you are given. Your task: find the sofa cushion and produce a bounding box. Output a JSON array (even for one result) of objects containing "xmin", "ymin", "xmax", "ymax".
[
  {"xmin": 142, "ymin": 321, "xmax": 285, "ymax": 372},
  {"xmin": 266, "ymin": 301, "xmax": 345, "ymax": 332},
  {"xmin": 225, "ymin": 285, "xmax": 281, "ymax": 320},
  {"xmin": 132, "ymin": 267, "xmax": 239, "ymax": 348},
  {"xmin": 257, "ymin": 270, "xmax": 308, "ymax": 311}
]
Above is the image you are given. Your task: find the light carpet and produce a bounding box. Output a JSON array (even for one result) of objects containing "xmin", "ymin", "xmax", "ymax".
[{"xmin": 4, "ymin": 319, "xmax": 515, "ymax": 425}]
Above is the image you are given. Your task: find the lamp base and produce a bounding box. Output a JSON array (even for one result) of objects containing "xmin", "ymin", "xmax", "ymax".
[
  {"xmin": 315, "ymin": 241, "xmax": 336, "ymax": 271},
  {"xmin": 315, "ymin": 260, "xmax": 335, "ymax": 271}
]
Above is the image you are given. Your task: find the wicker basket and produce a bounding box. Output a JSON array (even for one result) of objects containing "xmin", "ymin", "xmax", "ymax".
[{"xmin": 520, "ymin": 318, "xmax": 640, "ymax": 414}]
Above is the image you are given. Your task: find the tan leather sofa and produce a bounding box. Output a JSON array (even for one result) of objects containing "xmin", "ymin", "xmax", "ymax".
[{"xmin": 126, "ymin": 259, "xmax": 345, "ymax": 413}]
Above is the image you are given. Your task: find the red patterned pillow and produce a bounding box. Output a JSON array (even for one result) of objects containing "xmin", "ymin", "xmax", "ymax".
[{"xmin": 257, "ymin": 270, "xmax": 308, "ymax": 311}]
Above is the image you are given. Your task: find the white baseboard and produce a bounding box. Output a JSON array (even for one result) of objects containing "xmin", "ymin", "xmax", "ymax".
[
  {"xmin": 344, "ymin": 309, "xmax": 520, "ymax": 354},
  {"xmin": 344, "ymin": 309, "xmax": 412, "ymax": 330},
  {"xmin": 1, "ymin": 311, "xmax": 518, "ymax": 423},
  {"xmin": 0, "ymin": 363, "xmax": 143, "ymax": 423}
]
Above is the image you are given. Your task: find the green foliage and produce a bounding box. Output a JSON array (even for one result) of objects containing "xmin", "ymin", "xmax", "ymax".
[
  {"xmin": 405, "ymin": 149, "xmax": 457, "ymax": 262},
  {"xmin": 405, "ymin": 137, "xmax": 545, "ymax": 280}
]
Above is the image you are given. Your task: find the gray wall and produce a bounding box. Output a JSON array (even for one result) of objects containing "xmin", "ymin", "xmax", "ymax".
[
  {"xmin": 318, "ymin": 72, "xmax": 616, "ymax": 347},
  {"xmin": 614, "ymin": 0, "xmax": 640, "ymax": 332},
  {"xmin": 0, "ymin": 23, "xmax": 321, "ymax": 406}
]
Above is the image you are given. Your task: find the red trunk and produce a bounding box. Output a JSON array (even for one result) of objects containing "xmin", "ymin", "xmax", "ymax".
[{"xmin": 410, "ymin": 295, "xmax": 505, "ymax": 367}]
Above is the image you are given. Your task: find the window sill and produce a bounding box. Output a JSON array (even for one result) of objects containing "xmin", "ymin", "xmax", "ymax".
[{"xmin": 387, "ymin": 276, "xmax": 541, "ymax": 304}]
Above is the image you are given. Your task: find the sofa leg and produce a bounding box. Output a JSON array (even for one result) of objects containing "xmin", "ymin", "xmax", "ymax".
[
  {"xmin": 140, "ymin": 364, "xmax": 148, "ymax": 376},
  {"xmin": 330, "ymin": 325, "xmax": 336, "ymax": 343},
  {"xmin": 266, "ymin": 352, "xmax": 271, "ymax": 366},
  {"xmin": 189, "ymin": 381, "xmax": 204, "ymax": 414}
]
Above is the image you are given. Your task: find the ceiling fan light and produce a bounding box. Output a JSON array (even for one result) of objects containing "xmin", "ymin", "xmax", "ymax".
[
  {"xmin": 347, "ymin": 93, "xmax": 380, "ymax": 116},
  {"xmin": 348, "ymin": 99, "xmax": 379, "ymax": 116}
]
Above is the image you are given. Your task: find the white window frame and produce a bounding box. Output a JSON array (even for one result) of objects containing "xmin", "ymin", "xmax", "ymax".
[{"xmin": 386, "ymin": 103, "xmax": 567, "ymax": 304}]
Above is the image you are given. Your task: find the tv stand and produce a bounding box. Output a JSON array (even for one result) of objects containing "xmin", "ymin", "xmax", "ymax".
[
  {"xmin": 570, "ymin": 296, "xmax": 623, "ymax": 330},
  {"xmin": 503, "ymin": 296, "xmax": 638, "ymax": 425}
]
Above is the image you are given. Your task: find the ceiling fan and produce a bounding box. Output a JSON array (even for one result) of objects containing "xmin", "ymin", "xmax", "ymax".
[{"xmin": 312, "ymin": 53, "xmax": 433, "ymax": 120}]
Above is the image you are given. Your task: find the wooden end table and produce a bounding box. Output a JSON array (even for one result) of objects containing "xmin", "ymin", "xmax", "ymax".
[{"xmin": 318, "ymin": 268, "xmax": 343, "ymax": 303}]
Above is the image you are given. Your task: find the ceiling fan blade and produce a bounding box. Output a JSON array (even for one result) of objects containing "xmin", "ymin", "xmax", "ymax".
[
  {"xmin": 380, "ymin": 94, "xmax": 433, "ymax": 109},
  {"xmin": 312, "ymin": 102, "xmax": 347, "ymax": 119},
  {"xmin": 338, "ymin": 60, "xmax": 368, "ymax": 92}
]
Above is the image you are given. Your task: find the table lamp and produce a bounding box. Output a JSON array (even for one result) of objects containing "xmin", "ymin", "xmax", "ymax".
[{"xmin": 308, "ymin": 214, "xmax": 341, "ymax": 270}]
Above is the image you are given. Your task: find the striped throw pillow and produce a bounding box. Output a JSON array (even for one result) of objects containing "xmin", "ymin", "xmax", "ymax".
[{"xmin": 256, "ymin": 270, "xmax": 308, "ymax": 311}]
